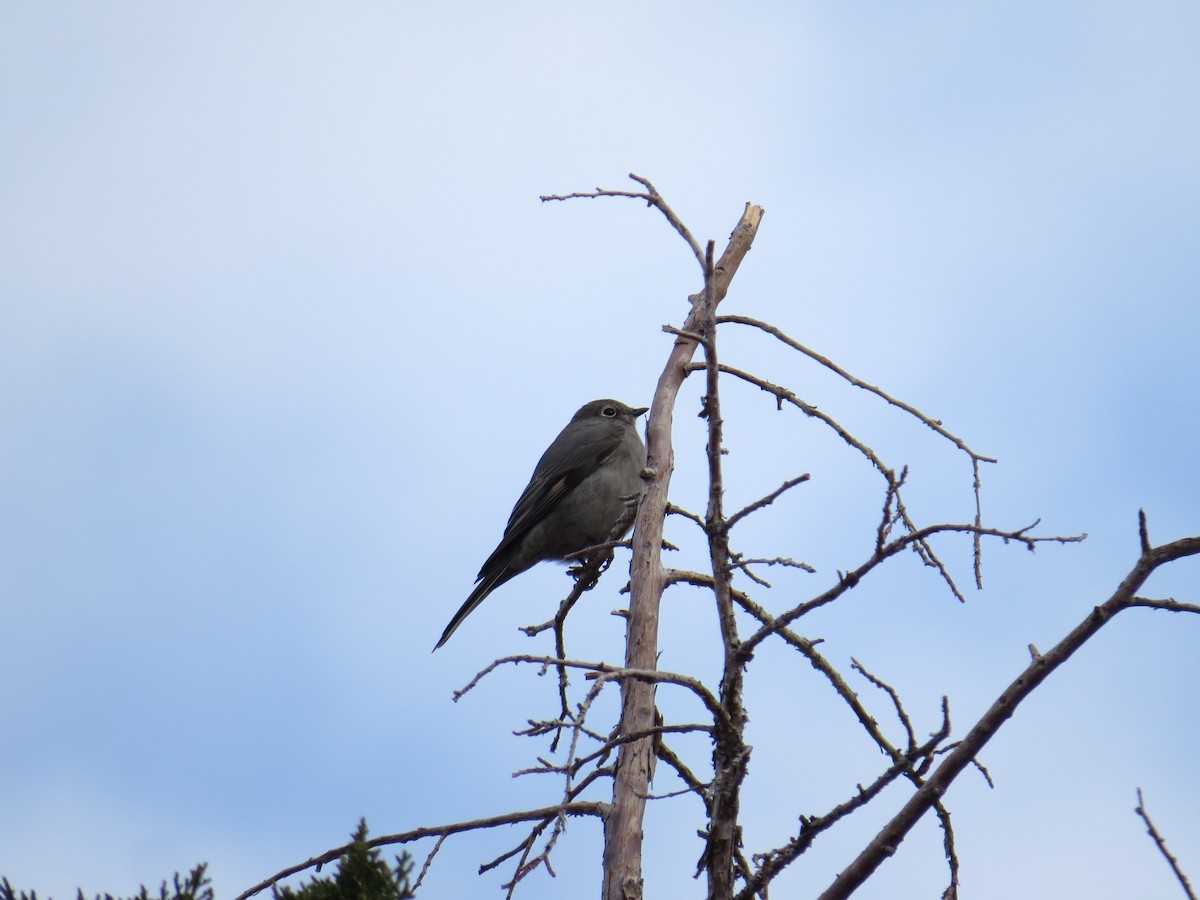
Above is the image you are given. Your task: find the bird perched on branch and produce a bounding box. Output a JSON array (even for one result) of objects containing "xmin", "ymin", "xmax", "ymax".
[{"xmin": 435, "ymin": 399, "xmax": 648, "ymax": 649}]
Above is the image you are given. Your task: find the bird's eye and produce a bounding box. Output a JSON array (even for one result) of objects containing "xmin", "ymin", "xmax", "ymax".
[{"xmin": 601, "ymin": 406, "xmax": 617, "ymax": 418}]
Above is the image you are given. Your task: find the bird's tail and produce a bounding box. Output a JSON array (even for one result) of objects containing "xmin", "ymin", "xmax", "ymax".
[{"xmin": 434, "ymin": 567, "xmax": 514, "ymax": 650}]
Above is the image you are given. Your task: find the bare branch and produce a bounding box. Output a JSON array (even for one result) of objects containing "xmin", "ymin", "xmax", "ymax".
[
  {"xmin": 655, "ymin": 739, "xmax": 712, "ymax": 809},
  {"xmin": 572, "ymin": 722, "xmax": 715, "ymax": 772},
  {"xmin": 852, "ymin": 658, "xmax": 919, "ymax": 754},
  {"xmin": 1128, "ymin": 597, "xmax": 1200, "ymax": 614},
  {"xmin": 1135, "ymin": 788, "xmax": 1197, "ymax": 900},
  {"xmin": 738, "ymin": 708, "xmax": 952, "ymax": 900},
  {"xmin": 602, "ymin": 194, "xmax": 765, "ymax": 900},
  {"xmin": 413, "ymin": 835, "xmax": 447, "ymax": 892},
  {"xmin": 727, "ymin": 554, "xmax": 816, "ymax": 589},
  {"xmin": 695, "ymin": 236, "xmax": 754, "ymax": 899},
  {"xmin": 715, "ymin": 314, "xmax": 996, "ymax": 466},
  {"xmin": 704, "ymin": 359, "xmax": 980, "ymax": 601},
  {"xmin": 971, "ymin": 456, "xmax": 984, "ymax": 589},
  {"xmin": 453, "ymin": 653, "xmax": 736, "ymax": 737},
  {"xmin": 679, "ymin": 572, "xmax": 901, "ymax": 750},
  {"xmin": 663, "ymin": 324, "xmax": 709, "ymax": 344},
  {"xmin": 716, "ymin": 313, "xmax": 996, "ymax": 589},
  {"xmin": 233, "ymin": 802, "xmax": 607, "ymax": 900},
  {"xmin": 666, "ymin": 502, "xmax": 707, "ymax": 530},
  {"xmin": 698, "ymin": 359, "xmax": 1000, "ymax": 598},
  {"xmin": 936, "ymin": 786, "xmax": 961, "ymax": 900},
  {"xmin": 541, "ymin": 172, "xmax": 707, "ymax": 272},
  {"xmin": 741, "ymin": 522, "xmax": 1086, "ymax": 658},
  {"xmin": 439, "ymin": 180, "xmax": 1193, "ymax": 900},
  {"xmin": 702, "ymin": 362, "xmax": 892, "ymax": 479},
  {"xmin": 727, "ymin": 475, "xmax": 811, "ymax": 530},
  {"xmin": 517, "ymin": 498, "xmax": 641, "ymax": 750},
  {"xmin": 816, "ymin": 533, "xmax": 1200, "ymax": 900},
  {"xmin": 497, "ymin": 809, "xmax": 570, "ymax": 895},
  {"xmin": 517, "ymin": 555, "xmax": 607, "ymax": 744},
  {"xmin": 875, "ymin": 465, "xmax": 907, "ymax": 554}
]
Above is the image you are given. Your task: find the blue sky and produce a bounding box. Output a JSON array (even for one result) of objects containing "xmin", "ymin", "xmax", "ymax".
[{"xmin": 2, "ymin": 4, "xmax": 1198, "ymax": 899}]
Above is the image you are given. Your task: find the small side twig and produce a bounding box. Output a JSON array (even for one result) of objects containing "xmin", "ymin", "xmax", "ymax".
[
  {"xmin": 1135, "ymin": 788, "xmax": 1197, "ymax": 900},
  {"xmin": 715, "ymin": 313, "xmax": 998, "ymax": 588},
  {"xmin": 232, "ymin": 802, "xmax": 607, "ymax": 900},
  {"xmin": 727, "ymin": 475, "xmax": 811, "ymax": 530},
  {"xmin": 666, "ymin": 502, "xmax": 707, "ymax": 530},
  {"xmin": 541, "ymin": 172, "xmax": 706, "ymax": 271},
  {"xmin": 519, "ymin": 498, "xmax": 641, "ymax": 750},
  {"xmin": 737, "ymin": 704, "xmax": 952, "ymax": 900},
  {"xmin": 454, "ymin": 655, "xmax": 736, "ymax": 735},
  {"xmin": 816, "ymin": 531, "xmax": 1200, "ymax": 900},
  {"xmin": 740, "ymin": 521, "xmax": 1086, "ymax": 658},
  {"xmin": 851, "ymin": 658, "xmax": 918, "ymax": 754}
]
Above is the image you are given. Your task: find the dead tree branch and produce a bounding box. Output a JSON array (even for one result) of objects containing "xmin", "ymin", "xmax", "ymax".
[
  {"xmin": 695, "ymin": 238, "xmax": 752, "ymax": 899},
  {"xmin": 454, "ymin": 654, "xmax": 733, "ymax": 732},
  {"xmin": 817, "ymin": 527, "xmax": 1200, "ymax": 900},
  {"xmin": 716, "ymin": 313, "xmax": 997, "ymax": 589},
  {"xmin": 233, "ymin": 802, "xmax": 607, "ymax": 900},
  {"xmin": 699, "ymin": 360, "xmax": 973, "ymax": 599},
  {"xmin": 738, "ymin": 699, "xmax": 952, "ymax": 900},
  {"xmin": 544, "ymin": 175, "xmax": 767, "ymax": 900},
  {"xmin": 236, "ymin": 179, "xmax": 1199, "ymax": 900},
  {"xmin": 726, "ymin": 475, "xmax": 811, "ymax": 530},
  {"xmin": 739, "ymin": 522, "xmax": 1085, "ymax": 659},
  {"xmin": 1135, "ymin": 788, "xmax": 1197, "ymax": 900},
  {"xmin": 519, "ymin": 498, "xmax": 641, "ymax": 751},
  {"xmin": 541, "ymin": 172, "xmax": 707, "ymax": 271}
]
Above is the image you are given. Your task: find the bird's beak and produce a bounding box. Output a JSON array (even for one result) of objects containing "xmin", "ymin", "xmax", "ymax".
[{"xmin": 633, "ymin": 406, "xmax": 649, "ymax": 417}]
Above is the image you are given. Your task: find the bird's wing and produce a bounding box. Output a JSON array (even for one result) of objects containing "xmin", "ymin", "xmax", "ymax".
[
  {"xmin": 436, "ymin": 418, "xmax": 630, "ymax": 650},
  {"xmin": 479, "ymin": 421, "xmax": 624, "ymax": 574}
]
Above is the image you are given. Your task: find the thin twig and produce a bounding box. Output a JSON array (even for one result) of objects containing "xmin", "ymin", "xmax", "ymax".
[
  {"xmin": 655, "ymin": 739, "xmax": 712, "ymax": 809},
  {"xmin": 740, "ymin": 522, "xmax": 1086, "ymax": 658},
  {"xmin": 738, "ymin": 710, "xmax": 952, "ymax": 900},
  {"xmin": 715, "ymin": 315, "xmax": 996, "ymax": 464},
  {"xmin": 454, "ymin": 654, "xmax": 737, "ymax": 735},
  {"xmin": 232, "ymin": 802, "xmax": 607, "ymax": 900},
  {"xmin": 716, "ymin": 313, "xmax": 998, "ymax": 591},
  {"xmin": 727, "ymin": 475, "xmax": 811, "ymax": 529},
  {"xmin": 413, "ymin": 834, "xmax": 447, "ymax": 891},
  {"xmin": 817, "ymin": 533, "xmax": 1200, "ymax": 900},
  {"xmin": 703, "ymin": 361, "xmax": 972, "ymax": 599},
  {"xmin": 666, "ymin": 502, "xmax": 707, "ymax": 530},
  {"xmin": 1135, "ymin": 788, "xmax": 1197, "ymax": 900},
  {"xmin": 541, "ymin": 173, "xmax": 706, "ymax": 270},
  {"xmin": 726, "ymin": 555, "xmax": 817, "ymax": 590},
  {"xmin": 673, "ymin": 569, "xmax": 950, "ymax": 809},
  {"xmin": 1128, "ymin": 597, "xmax": 1200, "ymax": 614},
  {"xmin": 571, "ymin": 722, "xmax": 714, "ymax": 772},
  {"xmin": 852, "ymin": 658, "xmax": 918, "ymax": 753},
  {"xmin": 517, "ymin": 498, "xmax": 641, "ymax": 751}
]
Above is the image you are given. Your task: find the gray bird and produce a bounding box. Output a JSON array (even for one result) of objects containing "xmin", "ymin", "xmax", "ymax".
[{"xmin": 435, "ymin": 399, "xmax": 648, "ymax": 649}]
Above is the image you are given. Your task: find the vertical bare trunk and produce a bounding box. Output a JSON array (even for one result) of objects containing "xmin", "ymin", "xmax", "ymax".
[
  {"xmin": 698, "ymin": 242, "xmax": 750, "ymax": 900},
  {"xmin": 601, "ymin": 204, "xmax": 764, "ymax": 900}
]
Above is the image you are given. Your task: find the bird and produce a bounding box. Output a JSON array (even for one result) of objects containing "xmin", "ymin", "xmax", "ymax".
[{"xmin": 435, "ymin": 399, "xmax": 649, "ymax": 649}]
